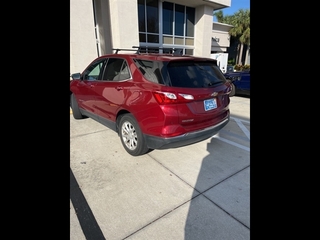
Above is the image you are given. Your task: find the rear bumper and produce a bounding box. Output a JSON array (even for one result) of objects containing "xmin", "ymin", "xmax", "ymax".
[{"xmin": 145, "ymin": 116, "xmax": 230, "ymax": 149}]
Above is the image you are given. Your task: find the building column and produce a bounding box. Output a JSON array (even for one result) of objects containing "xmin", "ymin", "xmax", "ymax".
[
  {"xmin": 107, "ymin": 0, "xmax": 140, "ymax": 53},
  {"xmin": 194, "ymin": 5, "xmax": 214, "ymax": 58}
]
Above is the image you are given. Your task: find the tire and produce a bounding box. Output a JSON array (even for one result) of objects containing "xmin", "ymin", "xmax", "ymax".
[
  {"xmin": 119, "ymin": 113, "xmax": 149, "ymax": 156},
  {"xmin": 71, "ymin": 93, "xmax": 84, "ymax": 119},
  {"xmin": 229, "ymin": 83, "xmax": 236, "ymax": 97}
]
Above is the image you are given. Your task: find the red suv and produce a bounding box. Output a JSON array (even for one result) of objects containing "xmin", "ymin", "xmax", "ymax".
[{"xmin": 70, "ymin": 48, "xmax": 232, "ymax": 156}]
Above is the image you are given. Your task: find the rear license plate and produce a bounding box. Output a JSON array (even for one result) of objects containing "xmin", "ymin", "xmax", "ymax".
[{"xmin": 204, "ymin": 98, "xmax": 217, "ymax": 111}]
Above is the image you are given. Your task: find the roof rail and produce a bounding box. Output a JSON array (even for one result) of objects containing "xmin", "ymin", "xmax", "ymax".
[
  {"xmin": 112, "ymin": 46, "xmax": 184, "ymax": 55},
  {"xmin": 132, "ymin": 46, "xmax": 183, "ymax": 55},
  {"xmin": 133, "ymin": 46, "xmax": 163, "ymax": 54},
  {"xmin": 112, "ymin": 48, "xmax": 138, "ymax": 54}
]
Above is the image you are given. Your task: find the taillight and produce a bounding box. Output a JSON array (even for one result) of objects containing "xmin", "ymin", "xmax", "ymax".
[{"xmin": 153, "ymin": 91, "xmax": 194, "ymax": 104}]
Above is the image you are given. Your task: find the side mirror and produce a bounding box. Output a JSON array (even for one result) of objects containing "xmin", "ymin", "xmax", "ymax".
[{"xmin": 71, "ymin": 73, "xmax": 81, "ymax": 80}]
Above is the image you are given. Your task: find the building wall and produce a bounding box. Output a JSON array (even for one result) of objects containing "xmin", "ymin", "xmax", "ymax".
[
  {"xmin": 108, "ymin": 0, "xmax": 139, "ymax": 52},
  {"xmin": 211, "ymin": 22, "xmax": 232, "ymax": 52},
  {"xmin": 211, "ymin": 31, "xmax": 229, "ymax": 52},
  {"xmin": 70, "ymin": 0, "xmax": 97, "ymax": 74},
  {"xmin": 70, "ymin": 0, "xmax": 231, "ymax": 73}
]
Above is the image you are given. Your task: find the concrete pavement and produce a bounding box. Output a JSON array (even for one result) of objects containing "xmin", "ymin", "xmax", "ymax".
[{"xmin": 70, "ymin": 95, "xmax": 250, "ymax": 240}]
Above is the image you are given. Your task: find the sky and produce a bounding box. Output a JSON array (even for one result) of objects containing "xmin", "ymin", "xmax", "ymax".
[{"xmin": 213, "ymin": 0, "xmax": 250, "ymax": 21}]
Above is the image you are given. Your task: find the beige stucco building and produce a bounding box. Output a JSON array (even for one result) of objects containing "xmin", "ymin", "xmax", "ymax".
[{"xmin": 70, "ymin": 0, "xmax": 232, "ymax": 74}]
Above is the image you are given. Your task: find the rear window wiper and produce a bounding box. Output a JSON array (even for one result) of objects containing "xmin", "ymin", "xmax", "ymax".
[{"xmin": 206, "ymin": 81, "xmax": 221, "ymax": 87}]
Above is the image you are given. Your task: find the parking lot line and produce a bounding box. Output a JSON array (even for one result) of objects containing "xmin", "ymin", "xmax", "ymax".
[
  {"xmin": 212, "ymin": 134, "xmax": 250, "ymax": 152},
  {"xmin": 230, "ymin": 117, "xmax": 250, "ymax": 140}
]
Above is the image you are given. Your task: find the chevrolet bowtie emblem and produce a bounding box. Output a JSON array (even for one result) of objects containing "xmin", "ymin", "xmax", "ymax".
[{"xmin": 211, "ymin": 92, "xmax": 218, "ymax": 97}]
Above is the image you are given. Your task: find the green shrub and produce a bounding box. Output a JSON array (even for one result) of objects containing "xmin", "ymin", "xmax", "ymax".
[
  {"xmin": 243, "ymin": 64, "xmax": 250, "ymax": 70},
  {"xmin": 234, "ymin": 64, "xmax": 250, "ymax": 71},
  {"xmin": 228, "ymin": 59, "xmax": 235, "ymax": 65},
  {"xmin": 234, "ymin": 64, "xmax": 242, "ymax": 71}
]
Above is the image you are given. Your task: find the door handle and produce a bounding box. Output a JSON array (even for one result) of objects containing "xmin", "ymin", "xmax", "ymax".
[{"xmin": 116, "ymin": 86, "xmax": 123, "ymax": 91}]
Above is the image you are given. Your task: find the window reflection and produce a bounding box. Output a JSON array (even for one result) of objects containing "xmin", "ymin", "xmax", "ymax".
[
  {"xmin": 138, "ymin": 0, "xmax": 195, "ymax": 55},
  {"xmin": 163, "ymin": 2, "xmax": 173, "ymax": 35},
  {"xmin": 175, "ymin": 4, "xmax": 184, "ymax": 36},
  {"xmin": 186, "ymin": 7, "xmax": 195, "ymax": 37},
  {"xmin": 138, "ymin": 0, "xmax": 145, "ymax": 32},
  {"xmin": 146, "ymin": 0, "xmax": 159, "ymax": 33}
]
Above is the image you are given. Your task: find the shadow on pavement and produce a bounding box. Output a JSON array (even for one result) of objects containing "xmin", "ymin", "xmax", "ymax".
[{"xmin": 184, "ymin": 135, "xmax": 250, "ymax": 239}]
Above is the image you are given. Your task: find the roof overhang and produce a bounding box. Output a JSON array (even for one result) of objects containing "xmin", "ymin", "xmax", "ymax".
[
  {"xmin": 213, "ymin": 21, "xmax": 234, "ymax": 28},
  {"xmin": 166, "ymin": 0, "xmax": 231, "ymax": 9}
]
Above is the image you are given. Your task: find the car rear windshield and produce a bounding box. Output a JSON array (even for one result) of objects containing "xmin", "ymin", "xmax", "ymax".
[
  {"xmin": 167, "ymin": 61, "xmax": 226, "ymax": 88},
  {"xmin": 133, "ymin": 59, "xmax": 226, "ymax": 88}
]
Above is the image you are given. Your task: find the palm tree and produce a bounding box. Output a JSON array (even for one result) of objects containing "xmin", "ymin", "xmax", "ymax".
[
  {"xmin": 214, "ymin": 9, "xmax": 250, "ymax": 65},
  {"xmin": 213, "ymin": 10, "xmax": 224, "ymax": 22},
  {"xmin": 228, "ymin": 9, "xmax": 250, "ymax": 65},
  {"xmin": 241, "ymin": 26, "xmax": 250, "ymax": 65}
]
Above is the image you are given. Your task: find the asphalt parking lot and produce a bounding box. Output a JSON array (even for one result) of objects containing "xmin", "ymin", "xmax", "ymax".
[{"xmin": 70, "ymin": 95, "xmax": 250, "ymax": 240}]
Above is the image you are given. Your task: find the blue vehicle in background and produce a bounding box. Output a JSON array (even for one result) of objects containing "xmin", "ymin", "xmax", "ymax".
[{"xmin": 224, "ymin": 69, "xmax": 250, "ymax": 97}]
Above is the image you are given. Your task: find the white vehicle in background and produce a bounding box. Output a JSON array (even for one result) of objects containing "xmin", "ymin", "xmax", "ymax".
[{"xmin": 210, "ymin": 53, "xmax": 228, "ymax": 73}]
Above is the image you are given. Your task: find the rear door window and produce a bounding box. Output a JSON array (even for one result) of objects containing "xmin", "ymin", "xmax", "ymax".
[{"xmin": 102, "ymin": 58, "xmax": 131, "ymax": 81}]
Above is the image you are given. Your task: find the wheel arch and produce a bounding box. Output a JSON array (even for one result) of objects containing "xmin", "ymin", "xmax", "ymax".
[{"xmin": 116, "ymin": 110, "xmax": 131, "ymax": 134}]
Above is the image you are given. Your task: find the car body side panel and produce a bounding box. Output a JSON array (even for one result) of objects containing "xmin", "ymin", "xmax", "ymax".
[
  {"xmin": 92, "ymin": 80, "xmax": 126, "ymax": 122},
  {"xmin": 70, "ymin": 80, "xmax": 98, "ymax": 114}
]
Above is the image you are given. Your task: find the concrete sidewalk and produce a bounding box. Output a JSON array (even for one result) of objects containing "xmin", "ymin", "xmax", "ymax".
[{"xmin": 70, "ymin": 96, "xmax": 250, "ymax": 240}]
